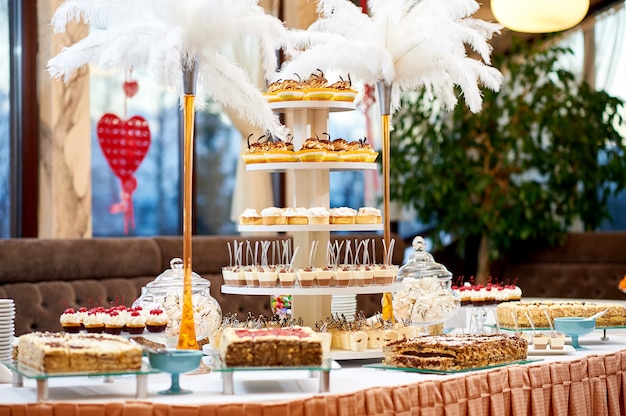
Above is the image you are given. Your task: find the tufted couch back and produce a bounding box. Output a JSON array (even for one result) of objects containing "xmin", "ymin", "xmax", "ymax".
[
  {"xmin": 498, "ymin": 232, "xmax": 626, "ymax": 299},
  {"xmin": 0, "ymin": 234, "xmax": 406, "ymax": 335}
]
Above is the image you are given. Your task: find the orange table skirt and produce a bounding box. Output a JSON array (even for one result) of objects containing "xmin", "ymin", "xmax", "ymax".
[{"xmin": 2, "ymin": 350, "xmax": 625, "ymax": 416}]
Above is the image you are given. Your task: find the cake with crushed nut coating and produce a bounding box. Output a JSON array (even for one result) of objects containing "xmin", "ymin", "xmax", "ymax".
[{"xmin": 383, "ymin": 334, "xmax": 528, "ymax": 371}]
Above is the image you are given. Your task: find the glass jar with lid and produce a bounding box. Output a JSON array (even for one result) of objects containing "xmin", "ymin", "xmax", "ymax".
[
  {"xmin": 133, "ymin": 258, "xmax": 222, "ymax": 346},
  {"xmin": 393, "ymin": 236, "xmax": 459, "ymax": 325}
]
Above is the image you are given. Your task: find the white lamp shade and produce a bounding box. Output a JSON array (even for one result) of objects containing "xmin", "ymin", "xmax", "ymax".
[{"xmin": 491, "ymin": 0, "xmax": 590, "ymax": 33}]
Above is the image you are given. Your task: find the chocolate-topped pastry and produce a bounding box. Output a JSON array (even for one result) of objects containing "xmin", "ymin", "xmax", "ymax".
[
  {"xmin": 332, "ymin": 138, "xmax": 349, "ymax": 151},
  {"xmin": 330, "ymin": 74, "xmax": 358, "ymax": 102},
  {"xmin": 277, "ymin": 75, "xmax": 305, "ymax": 101}
]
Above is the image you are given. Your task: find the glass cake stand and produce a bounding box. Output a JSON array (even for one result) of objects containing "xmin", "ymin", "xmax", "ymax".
[
  {"xmin": 1, "ymin": 360, "xmax": 160, "ymax": 402},
  {"xmin": 205, "ymin": 355, "xmax": 338, "ymax": 395}
]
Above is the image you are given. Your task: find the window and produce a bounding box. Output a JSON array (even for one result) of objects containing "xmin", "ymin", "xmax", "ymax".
[
  {"xmin": 90, "ymin": 69, "xmax": 182, "ymax": 236},
  {"xmin": 90, "ymin": 69, "xmax": 243, "ymax": 237},
  {"xmin": 0, "ymin": 0, "xmax": 9, "ymax": 238}
]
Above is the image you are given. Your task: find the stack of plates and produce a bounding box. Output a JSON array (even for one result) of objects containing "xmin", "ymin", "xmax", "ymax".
[
  {"xmin": 331, "ymin": 294, "xmax": 357, "ymax": 321},
  {"xmin": 0, "ymin": 299, "xmax": 16, "ymax": 362}
]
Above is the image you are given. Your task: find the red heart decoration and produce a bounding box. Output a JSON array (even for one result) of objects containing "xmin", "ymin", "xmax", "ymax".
[
  {"xmin": 96, "ymin": 113, "xmax": 151, "ymax": 182},
  {"xmin": 123, "ymin": 80, "xmax": 139, "ymax": 98}
]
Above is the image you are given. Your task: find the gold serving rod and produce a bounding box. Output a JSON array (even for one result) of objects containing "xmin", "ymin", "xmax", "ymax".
[
  {"xmin": 381, "ymin": 112, "xmax": 394, "ymax": 322},
  {"xmin": 177, "ymin": 92, "xmax": 199, "ymax": 350}
]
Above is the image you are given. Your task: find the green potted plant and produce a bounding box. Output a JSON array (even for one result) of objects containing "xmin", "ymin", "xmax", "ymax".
[{"xmin": 389, "ymin": 40, "xmax": 626, "ymax": 284}]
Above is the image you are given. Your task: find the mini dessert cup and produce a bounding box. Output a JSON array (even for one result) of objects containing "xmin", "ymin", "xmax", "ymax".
[
  {"xmin": 257, "ymin": 268, "xmax": 278, "ymax": 288},
  {"xmin": 317, "ymin": 332, "xmax": 332, "ymax": 356},
  {"xmin": 335, "ymin": 266, "xmax": 353, "ymax": 287},
  {"xmin": 366, "ymin": 328, "xmax": 384, "ymax": 349},
  {"xmin": 316, "ymin": 267, "xmax": 336, "ymax": 287},
  {"xmin": 373, "ymin": 264, "xmax": 398, "ymax": 285},
  {"xmin": 297, "ymin": 268, "xmax": 316, "ymax": 287},
  {"xmin": 221, "ymin": 267, "xmax": 236, "ymax": 286},
  {"xmin": 353, "ymin": 266, "xmax": 374, "ymax": 286},
  {"xmin": 233, "ymin": 268, "xmax": 246, "ymax": 286},
  {"xmin": 533, "ymin": 334, "xmax": 549, "ymax": 350},
  {"xmin": 549, "ymin": 334, "xmax": 566, "ymax": 350},
  {"xmin": 349, "ymin": 331, "xmax": 368, "ymax": 352},
  {"xmin": 244, "ymin": 267, "xmax": 259, "ymax": 287},
  {"xmin": 278, "ymin": 269, "xmax": 297, "ymax": 287}
]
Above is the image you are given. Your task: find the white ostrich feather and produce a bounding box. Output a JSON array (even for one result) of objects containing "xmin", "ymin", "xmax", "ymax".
[
  {"xmin": 48, "ymin": 0, "xmax": 289, "ymax": 137},
  {"xmin": 280, "ymin": 0, "xmax": 502, "ymax": 113}
]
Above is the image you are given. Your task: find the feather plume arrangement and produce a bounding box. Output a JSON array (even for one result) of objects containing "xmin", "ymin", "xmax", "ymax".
[
  {"xmin": 47, "ymin": 0, "xmax": 290, "ymax": 137},
  {"xmin": 280, "ymin": 0, "xmax": 503, "ymax": 113}
]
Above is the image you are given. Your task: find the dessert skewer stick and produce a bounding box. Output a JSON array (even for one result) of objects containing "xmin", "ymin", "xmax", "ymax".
[
  {"xmin": 289, "ymin": 247, "xmax": 300, "ymax": 271},
  {"xmin": 308, "ymin": 240, "xmax": 319, "ymax": 268}
]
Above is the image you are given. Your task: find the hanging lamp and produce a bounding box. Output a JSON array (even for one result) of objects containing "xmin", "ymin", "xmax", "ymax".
[{"xmin": 491, "ymin": 0, "xmax": 590, "ymax": 33}]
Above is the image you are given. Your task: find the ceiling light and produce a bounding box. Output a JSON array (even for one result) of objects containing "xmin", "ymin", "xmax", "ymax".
[{"xmin": 491, "ymin": 0, "xmax": 590, "ymax": 33}]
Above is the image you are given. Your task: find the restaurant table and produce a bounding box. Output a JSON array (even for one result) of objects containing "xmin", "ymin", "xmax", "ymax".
[{"xmin": 1, "ymin": 329, "xmax": 625, "ymax": 416}]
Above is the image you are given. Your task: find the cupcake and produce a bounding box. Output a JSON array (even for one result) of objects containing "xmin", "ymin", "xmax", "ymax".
[
  {"xmin": 303, "ymin": 69, "xmax": 335, "ymax": 101},
  {"xmin": 307, "ymin": 207, "xmax": 330, "ymax": 225},
  {"xmin": 60, "ymin": 308, "xmax": 81, "ymax": 333},
  {"xmin": 284, "ymin": 207, "xmax": 309, "ymax": 225},
  {"xmin": 330, "ymin": 75, "xmax": 358, "ymax": 102},
  {"xmin": 297, "ymin": 137, "xmax": 327, "ymax": 162},
  {"xmin": 329, "ymin": 207, "xmax": 357, "ymax": 224},
  {"xmin": 261, "ymin": 207, "xmax": 286, "ymax": 225},
  {"xmin": 265, "ymin": 140, "xmax": 297, "ymax": 162},
  {"xmin": 240, "ymin": 134, "xmax": 268, "ymax": 164},
  {"xmin": 277, "ymin": 78, "xmax": 304, "ymax": 101},
  {"xmin": 355, "ymin": 207, "xmax": 382, "ymax": 224},
  {"xmin": 263, "ymin": 79, "xmax": 282, "ymax": 102},
  {"xmin": 104, "ymin": 311, "xmax": 125, "ymax": 335},
  {"xmin": 83, "ymin": 309, "xmax": 105, "ymax": 333},
  {"xmin": 146, "ymin": 308, "xmax": 169, "ymax": 333},
  {"xmin": 239, "ymin": 208, "xmax": 262, "ymax": 225},
  {"xmin": 125, "ymin": 310, "xmax": 146, "ymax": 334}
]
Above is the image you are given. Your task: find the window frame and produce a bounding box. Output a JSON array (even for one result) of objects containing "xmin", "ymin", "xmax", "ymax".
[{"xmin": 8, "ymin": 0, "xmax": 38, "ymax": 237}]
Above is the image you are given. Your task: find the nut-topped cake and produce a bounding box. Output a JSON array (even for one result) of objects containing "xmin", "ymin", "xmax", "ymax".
[
  {"xmin": 382, "ymin": 334, "xmax": 528, "ymax": 371},
  {"xmin": 17, "ymin": 331, "xmax": 143, "ymax": 373}
]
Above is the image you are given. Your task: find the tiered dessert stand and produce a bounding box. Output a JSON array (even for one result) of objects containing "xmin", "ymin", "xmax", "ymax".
[{"xmin": 222, "ymin": 100, "xmax": 400, "ymax": 327}]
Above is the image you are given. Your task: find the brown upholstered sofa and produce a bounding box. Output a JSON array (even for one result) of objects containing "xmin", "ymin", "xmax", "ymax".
[
  {"xmin": 0, "ymin": 234, "xmax": 407, "ymax": 336},
  {"xmin": 495, "ymin": 232, "xmax": 626, "ymax": 300}
]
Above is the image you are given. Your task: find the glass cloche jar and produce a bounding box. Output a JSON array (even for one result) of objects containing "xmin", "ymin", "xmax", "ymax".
[
  {"xmin": 393, "ymin": 236, "xmax": 459, "ymax": 325},
  {"xmin": 133, "ymin": 258, "xmax": 222, "ymax": 346}
]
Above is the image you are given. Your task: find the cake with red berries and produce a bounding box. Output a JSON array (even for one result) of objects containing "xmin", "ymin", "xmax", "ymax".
[{"xmin": 219, "ymin": 326, "xmax": 323, "ymax": 367}]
